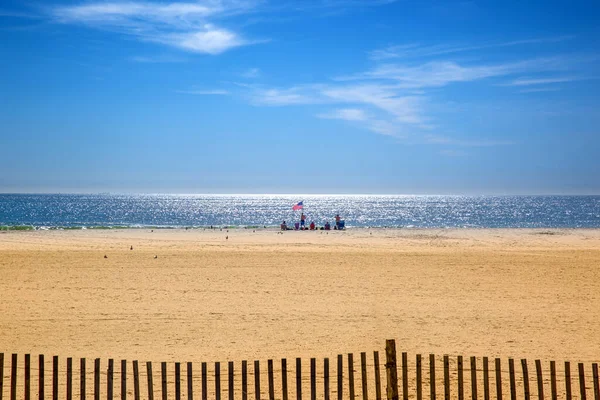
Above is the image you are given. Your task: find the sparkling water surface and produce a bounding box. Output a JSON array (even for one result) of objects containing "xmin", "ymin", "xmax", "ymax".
[{"xmin": 1, "ymin": 194, "xmax": 599, "ymax": 228}]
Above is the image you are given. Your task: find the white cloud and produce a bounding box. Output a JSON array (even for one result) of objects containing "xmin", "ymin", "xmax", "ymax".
[
  {"xmin": 317, "ymin": 108, "xmax": 368, "ymax": 121},
  {"xmin": 505, "ymin": 76, "xmax": 582, "ymax": 86},
  {"xmin": 176, "ymin": 89, "xmax": 230, "ymax": 95},
  {"xmin": 241, "ymin": 68, "xmax": 261, "ymax": 78},
  {"xmin": 50, "ymin": 1, "xmax": 259, "ymax": 54},
  {"xmin": 130, "ymin": 55, "xmax": 185, "ymax": 63}
]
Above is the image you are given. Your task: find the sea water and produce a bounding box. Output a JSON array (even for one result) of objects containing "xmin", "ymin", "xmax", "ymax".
[{"xmin": 1, "ymin": 194, "xmax": 599, "ymax": 229}]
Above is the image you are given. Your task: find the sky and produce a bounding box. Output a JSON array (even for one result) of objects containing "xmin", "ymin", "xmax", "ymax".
[{"xmin": 0, "ymin": 0, "xmax": 599, "ymax": 194}]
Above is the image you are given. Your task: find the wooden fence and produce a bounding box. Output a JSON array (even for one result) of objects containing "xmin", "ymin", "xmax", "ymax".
[{"xmin": 1, "ymin": 340, "xmax": 599, "ymax": 400}]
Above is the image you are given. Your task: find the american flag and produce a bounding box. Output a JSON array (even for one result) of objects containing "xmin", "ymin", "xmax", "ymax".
[{"xmin": 292, "ymin": 201, "xmax": 303, "ymax": 211}]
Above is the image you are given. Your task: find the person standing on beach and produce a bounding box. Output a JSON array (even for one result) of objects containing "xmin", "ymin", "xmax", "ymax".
[
  {"xmin": 335, "ymin": 214, "xmax": 341, "ymax": 229},
  {"xmin": 300, "ymin": 213, "xmax": 306, "ymax": 229}
]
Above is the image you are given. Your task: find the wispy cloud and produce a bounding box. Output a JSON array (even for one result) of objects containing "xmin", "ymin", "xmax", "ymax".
[
  {"xmin": 130, "ymin": 55, "xmax": 186, "ymax": 63},
  {"xmin": 176, "ymin": 89, "xmax": 230, "ymax": 95},
  {"xmin": 518, "ymin": 87, "xmax": 561, "ymax": 93},
  {"xmin": 241, "ymin": 68, "xmax": 261, "ymax": 78},
  {"xmin": 317, "ymin": 108, "xmax": 368, "ymax": 121},
  {"xmin": 504, "ymin": 76, "xmax": 585, "ymax": 86},
  {"xmin": 49, "ymin": 1, "xmax": 261, "ymax": 54}
]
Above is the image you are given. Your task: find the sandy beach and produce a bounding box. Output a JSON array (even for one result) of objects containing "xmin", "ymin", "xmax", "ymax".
[{"xmin": 1, "ymin": 227, "xmax": 599, "ymax": 366}]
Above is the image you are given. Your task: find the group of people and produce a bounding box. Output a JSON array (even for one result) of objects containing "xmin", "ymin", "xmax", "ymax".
[{"xmin": 281, "ymin": 213, "xmax": 344, "ymax": 231}]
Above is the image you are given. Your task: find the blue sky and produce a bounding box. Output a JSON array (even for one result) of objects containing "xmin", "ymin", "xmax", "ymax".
[{"xmin": 1, "ymin": 0, "xmax": 599, "ymax": 194}]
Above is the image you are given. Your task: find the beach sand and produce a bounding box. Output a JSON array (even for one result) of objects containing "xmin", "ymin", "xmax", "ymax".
[{"xmin": 1, "ymin": 228, "xmax": 599, "ymax": 365}]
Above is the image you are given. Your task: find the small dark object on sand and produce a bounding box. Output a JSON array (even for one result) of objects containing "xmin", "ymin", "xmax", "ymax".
[
  {"xmin": 226, "ymin": 236, "xmax": 229, "ymax": 240},
  {"xmin": 130, "ymin": 246, "xmax": 133, "ymax": 250},
  {"xmin": 104, "ymin": 255, "xmax": 108, "ymax": 259},
  {"xmin": 154, "ymin": 255, "xmax": 157, "ymax": 259}
]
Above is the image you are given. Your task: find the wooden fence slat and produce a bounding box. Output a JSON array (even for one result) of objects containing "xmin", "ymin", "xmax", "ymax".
[
  {"xmin": 430, "ymin": 355, "xmax": 436, "ymax": 400},
  {"xmin": 361, "ymin": 353, "xmax": 368, "ymax": 400},
  {"xmin": 579, "ymin": 363, "xmax": 587, "ymax": 400},
  {"xmin": 535, "ymin": 360, "xmax": 544, "ymax": 400},
  {"xmin": 268, "ymin": 360, "xmax": 275, "ymax": 400},
  {"xmin": 67, "ymin": 358, "xmax": 73, "ymax": 400},
  {"xmin": 216, "ymin": 362, "xmax": 221, "ymax": 400},
  {"xmin": 10, "ymin": 354, "xmax": 17, "ymax": 400},
  {"xmin": 39, "ymin": 355, "xmax": 45, "ymax": 400},
  {"xmin": 133, "ymin": 361, "xmax": 140, "ymax": 400},
  {"xmin": 495, "ymin": 359, "xmax": 502, "ymax": 400},
  {"xmin": 402, "ymin": 353, "xmax": 408, "ymax": 400},
  {"xmin": 175, "ymin": 363, "xmax": 181, "ymax": 400},
  {"xmin": 311, "ymin": 358, "xmax": 317, "ymax": 400},
  {"xmin": 484, "ymin": 357, "xmax": 490, "ymax": 400},
  {"xmin": 80, "ymin": 358, "xmax": 86, "ymax": 400},
  {"xmin": 108, "ymin": 359, "xmax": 114, "ymax": 400},
  {"xmin": 280, "ymin": 360, "xmax": 286, "ymax": 400},
  {"xmin": 161, "ymin": 362, "xmax": 167, "ymax": 400},
  {"xmin": 188, "ymin": 363, "xmax": 194, "ymax": 400},
  {"xmin": 471, "ymin": 357, "xmax": 477, "ymax": 400},
  {"xmin": 325, "ymin": 358, "xmax": 330, "ymax": 400},
  {"xmin": 202, "ymin": 363, "xmax": 207, "ymax": 400},
  {"xmin": 146, "ymin": 362, "xmax": 154, "ymax": 400},
  {"xmin": 374, "ymin": 352, "xmax": 381, "ymax": 400},
  {"xmin": 444, "ymin": 356, "xmax": 450, "ymax": 400},
  {"xmin": 229, "ymin": 362, "xmax": 234, "ymax": 400},
  {"xmin": 122, "ymin": 360, "xmax": 127, "ymax": 400},
  {"xmin": 254, "ymin": 361, "xmax": 260, "ymax": 400},
  {"xmin": 385, "ymin": 341, "xmax": 399, "ymax": 400},
  {"xmin": 550, "ymin": 362, "xmax": 557, "ymax": 400},
  {"xmin": 509, "ymin": 359, "xmax": 516, "ymax": 400},
  {"xmin": 521, "ymin": 359, "xmax": 530, "ymax": 400},
  {"xmin": 565, "ymin": 362, "xmax": 572, "ymax": 400},
  {"xmin": 53, "ymin": 356, "xmax": 59, "ymax": 400},
  {"xmin": 458, "ymin": 356, "xmax": 464, "ymax": 400},
  {"xmin": 296, "ymin": 358, "xmax": 301, "ymax": 400},
  {"xmin": 416, "ymin": 355, "xmax": 422, "ymax": 400},
  {"xmin": 96, "ymin": 359, "xmax": 103, "ymax": 400},
  {"xmin": 338, "ymin": 355, "xmax": 343, "ymax": 400},
  {"xmin": 242, "ymin": 361, "xmax": 247, "ymax": 400},
  {"xmin": 592, "ymin": 363, "xmax": 599, "ymax": 400},
  {"xmin": 25, "ymin": 355, "xmax": 31, "ymax": 400},
  {"xmin": 348, "ymin": 354, "xmax": 355, "ymax": 400},
  {"xmin": 0, "ymin": 353, "xmax": 4, "ymax": 400}
]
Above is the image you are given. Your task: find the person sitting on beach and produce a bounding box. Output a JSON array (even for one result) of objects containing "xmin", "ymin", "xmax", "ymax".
[
  {"xmin": 324, "ymin": 221, "xmax": 331, "ymax": 230},
  {"xmin": 281, "ymin": 221, "xmax": 287, "ymax": 231},
  {"xmin": 309, "ymin": 221, "xmax": 315, "ymax": 230}
]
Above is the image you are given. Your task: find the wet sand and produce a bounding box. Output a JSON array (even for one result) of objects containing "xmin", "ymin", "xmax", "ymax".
[{"xmin": 1, "ymin": 228, "xmax": 599, "ymax": 364}]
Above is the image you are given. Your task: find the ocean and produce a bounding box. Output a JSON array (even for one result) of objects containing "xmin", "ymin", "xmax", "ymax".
[{"xmin": 1, "ymin": 194, "xmax": 599, "ymax": 229}]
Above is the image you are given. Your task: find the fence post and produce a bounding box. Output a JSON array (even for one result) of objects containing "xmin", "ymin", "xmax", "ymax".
[
  {"xmin": 10, "ymin": 354, "xmax": 17, "ymax": 400},
  {"xmin": 108, "ymin": 359, "xmax": 114, "ymax": 400},
  {"xmin": 241, "ymin": 361, "xmax": 247, "ymax": 400},
  {"xmin": 550, "ymin": 361, "xmax": 557, "ymax": 400},
  {"xmin": 535, "ymin": 360, "xmax": 544, "ymax": 400},
  {"xmin": 495, "ymin": 359, "xmax": 502, "ymax": 400},
  {"xmin": 471, "ymin": 357, "xmax": 477, "ymax": 400},
  {"xmin": 67, "ymin": 358, "xmax": 73, "ymax": 400},
  {"xmin": 133, "ymin": 361, "xmax": 140, "ymax": 400},
  {"xmin": 202, "ymin": 362, "xmax": 207, "ymax": 400},
  {"xmin": 402, "ymin": 353, "xmax": 408, "ymax": 400},
  {"xmin": 188, "ymin": 363, "xmax": 194, "ymax": 400},
  {"xmin": 325, "ymin": 358, "xmax": 331, "ymax": 400},
  {"xmin": 254, "ymin": 361, "xmax": 260, "ymax": 400},
  {"xmin": 216, "ymin": 362, "xmax": 221, "ymax": 400},
  {"xmin": 268, "ymin": 360, "xmax": 275, "ymax": 400},
  {"xmin": 348, "ymin": 354, "xmax": 355, "ymax": 400},
  {"xmin": 53, "ymin": 356, "xmax": 59, "ymax": 400},
  {"xmin": 122, "ymin": 360, "xmax": 127, "ymax": 400},
  {"xmin": 26, "ymin": 354, "xmax": 31, "ymax": 400},
  {"xmin": 443, "ymin": 356, "xmax": 450, "ymax": 400},
  {"xmin": 592, "ymin": 363, "xmax": 599, "ymax": 400},
  {"xmin": 175, "ymin": 363, "xmax": 181, "ymax": 400},
  {"xmin": 0, "ymin": 353, "xmax": 3, "ymax": 400},
  {"xmin": 310, "ymin": 358, "xmax": 316, "ymax": 400},
  {"xmin": 579, "ymin": 364, "xmax": 587, "ymax": 400},
  {"xmin": 509, "ymin": 359, "xmax": 516, "ymax": 400},
  {"xmin": 39, "ymin": 355, "xmax": 45, "ymax": 400},
  {"xmin": 566, "ymin": 362, "xmax": 572, "ymax": 400},
  {"xmin": 280, "ymin": 360, "xmax": 286, "ymax": 400},
  {"xmin": 483, "ymin": 357, "xmax": 490, "ymax": 400},
  {"xmin": 229, "ymin": 362, "xmax": 234, "ymax": 400},
  {"xmin": 430, "ymin": 355, "xmax": 436, "ymax": 400},
  {"xmin": 374, "ymin": 352, "xmax": 381, "ymax": 400},
  {"xmin": 458, "ymin": 356, "xmax": 464, "ymax": 400},
  {"xmin": 385, "ymin": 340, "xmax": 399, "ymax": 400},
  {"xmin": 296, "ymin": 358, "xmax": 301, "ymax": 400},
  {"xmin": 521, "ymin": 359, "xmax": 530, "ymax": 400},
  {"xmin": 81, "ymin": 358, "xmax": 86, "ymax": 400},
  {"xmin": 146, "ymin": 362, "xmax": 154, "ymax": 400},
  {"xmin": 338, "ymin": 355, "xmax": 343, "ymax": 400},
  {"xmin": 361, "ymin": 353, "xmax": 368, "ymax": 400},
  {"xmin": 415, "ymin": 355, "xmax": 422, "ymax": 400},
  {"xmin": 161, "ymin": 362, "xmax": 167, "ymax": 400}
]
